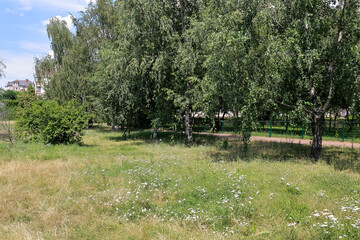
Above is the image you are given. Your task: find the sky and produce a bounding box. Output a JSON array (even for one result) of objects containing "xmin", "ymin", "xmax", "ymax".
[{"xmin": 0, "ymin": 0, "xmax": 95, "ymax": 88}]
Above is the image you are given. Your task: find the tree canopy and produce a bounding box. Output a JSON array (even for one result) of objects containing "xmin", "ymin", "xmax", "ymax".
[{"xmin": 35, "ymin": 0, "xmax": 360, "ymax": 160}]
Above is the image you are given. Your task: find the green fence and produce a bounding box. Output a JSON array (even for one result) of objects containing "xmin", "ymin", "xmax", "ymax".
[{"xmin": 193, "ymin": 119, "xmax": 360, "ymax": 143}]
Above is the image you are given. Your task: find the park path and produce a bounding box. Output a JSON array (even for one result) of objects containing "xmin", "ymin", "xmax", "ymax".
[{"xmin": 194, "ymin": 132, "xmax": 360, "ymax": 148}]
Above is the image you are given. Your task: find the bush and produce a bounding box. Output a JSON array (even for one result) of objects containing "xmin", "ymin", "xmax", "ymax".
[
  {"xmin": 0, "ymin": 90, "xmax": 19, "ymax": 100},
  {"xmin": 0, "ymin": 100, "xmax": 18, "ymax": 120},
  {"xmin": 16, "ymin": 100, "xmax": 90, "ymax": 144}
]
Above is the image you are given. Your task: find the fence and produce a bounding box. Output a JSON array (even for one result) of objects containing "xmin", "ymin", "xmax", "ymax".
[{"xmin": 193, "ymin": 119, "xmax": 360, "ymax": 142}]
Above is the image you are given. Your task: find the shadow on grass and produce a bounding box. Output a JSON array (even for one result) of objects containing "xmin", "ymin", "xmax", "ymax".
[
  {"xmin": 96, "ymin": 127, "xmax": 360, "ymax": 173},
  {"xmin": 89, "ymin": 124, "xmax": 114, "ymax": 133},
  {"xmin": 208, "ymin": 140, "xmax": 311, "ymax": 163},
  {"xmin": 0, "ymin": 133, "xmax": 8, "ymax": 141},
  {"xmin": 107, "ymin": 131, "xmax": 220, "ymax": 146},
  {"xmin": 322, "ymin": 148, "xmax": 360, "ymax": 172},
  {"xmin": 209, "ymin": 139, "xmax": 360, "ymax": 172},
  {"xmin": 106, "ymin": 130, "xmax": 311, "ymax": 162}
]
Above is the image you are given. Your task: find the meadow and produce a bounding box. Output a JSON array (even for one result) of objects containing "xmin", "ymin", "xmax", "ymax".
[{"xmin": 0, "ymin": 126, "xmax": 359, "ymax": 239}]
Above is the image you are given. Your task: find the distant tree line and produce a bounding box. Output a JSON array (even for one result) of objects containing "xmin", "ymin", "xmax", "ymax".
[{"xmin": 33, "ymin": 0, "xmax": 360, "ymax": 161}]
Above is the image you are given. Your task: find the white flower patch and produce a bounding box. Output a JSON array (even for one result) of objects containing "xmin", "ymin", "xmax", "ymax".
[{"xmin": 288, "ymin": 222, "xmax": 297, "ymax": 228}]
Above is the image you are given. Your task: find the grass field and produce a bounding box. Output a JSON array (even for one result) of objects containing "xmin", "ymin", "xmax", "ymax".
[{"xmin": 0, "ymin": 126, "xmax": 360, "ymax": 239}]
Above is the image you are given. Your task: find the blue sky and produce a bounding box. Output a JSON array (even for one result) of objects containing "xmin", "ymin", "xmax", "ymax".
[{"xmin": 0, "ymin": 0, "xmax": 94, "ymax": 88}]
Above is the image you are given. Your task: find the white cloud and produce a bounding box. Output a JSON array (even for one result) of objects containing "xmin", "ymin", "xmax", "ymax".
[
  {"xmin": 14, "ymin": 0, "xmax": 91, "ymax": 12},
  {"xmin": 6, "ymin": 8, "xmax": 16, "ymax": 14},
  {"xmin": 42, "ymin": 15, "xmax": 74, "ymax": 29},
  {"xmin": 0, "ymin": 50, "xmax": 37, "ymax": 87},
  {"xmin": 6, "ymin": 7, "xmax": 25, "ymax": 16},
  {"xmin": 19, "ymin": 41, "xmax": 50, "ymax": 53},
  {"xmin": 18, "ymin": 0, "xmax": 32, "ymax": 11}
]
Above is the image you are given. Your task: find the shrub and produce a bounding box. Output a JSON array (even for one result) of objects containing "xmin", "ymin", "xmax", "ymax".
[
  {"xmin": 0, "ymin": 100, "xmax": 18, "ymax": 120},
  {"xmin": 16, "ymin": 100, "xmax": 90, "ymax": 144},
  {"xmin": 0, "ymin": 90, "xmax": 19, "ymax": 100}
]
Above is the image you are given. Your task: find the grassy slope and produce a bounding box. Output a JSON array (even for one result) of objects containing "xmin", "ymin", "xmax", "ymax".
[{"xmin": 0, "ymin": 127, "xmax": 359, "ymax": 239}]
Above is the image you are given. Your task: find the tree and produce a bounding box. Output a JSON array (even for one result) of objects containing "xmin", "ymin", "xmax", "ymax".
[
  {"xmin": 0, "ymin": 59, "xmax": 15, "ymax": 147},
  {"xmin": 96, "ymin": 0, "xmax": 180, "ymax": 134},
  {"xmin": 34, "ymin": 54, "xmax": 55, "ymax": 92},
  {"xmin": 265, "ymin": 0, "xmax": 360, "ymax": 161},
  {"xmin": 0, "ymin": 60, "xmax": 5, "ymax": 78},
  {"xmin": 17, "ymin": 84, "xmax": 37, "ymax": 108},
  {"xmin": 0, "ymin": 101, "xmax": 15, "ymax": 147},
  {"xmin": 163, "ymin": 0, "xmax": 203, "ymax": 143},
  {"xmin": 35, "ymin": 18, "xmax": 74, "ymax": 100},
  {"xmin": 42, "ymin": 9, "xmax": 103, "ymax": 123},
  {"xmin": 46, "ymin": 18, "xmax": 74, "ymax": 65}
]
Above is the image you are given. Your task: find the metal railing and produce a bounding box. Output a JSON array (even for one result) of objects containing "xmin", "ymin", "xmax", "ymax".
[{"xmin": 193, "ymin": 119, "xmax": 360, "ymax": 142}]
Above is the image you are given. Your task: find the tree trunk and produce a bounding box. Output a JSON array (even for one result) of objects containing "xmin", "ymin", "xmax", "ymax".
[
  {"xmin": 310, "ymin": 114, "xmax": 323, "ymax": 161},
  {"xmin": 346, "ymin": 109, "xmax": 354, "ymax": 132},
  {"xmin": 216, "ymin": 110, "xmax": 221, "ymax": 132},
  {"xmin": 153, "ymin": 127, "xmax": 158, "ymax": 140},
  {"xmin": 111, "ymin": 119, "xmax": 115, "ymax": 132},
  {"xmin": 184, "ymin": 109, "xmax": 193, "ymax": 143},
  {"xmin": 7, "ymin": 128, "xmax": 14, "ymax": 147},
  {"xmin": 334, "ymin": 113, "xmax": 338, "ymax": 129}
]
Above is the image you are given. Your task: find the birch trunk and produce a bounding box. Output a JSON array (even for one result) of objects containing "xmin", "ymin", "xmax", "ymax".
[
  {"xmin": 184, "ymin": 110, "xmax": 193, "ymax": 143},
  {"xmin": 310, "ymin": 114, "xmax": 323, "ymax": 161},
  {"xmin": 153, "ymin": 127, "xmax": 158, "ymax": 139}
]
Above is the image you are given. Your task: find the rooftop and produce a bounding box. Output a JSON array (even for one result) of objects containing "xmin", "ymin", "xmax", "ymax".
[{"xmin": 5, "ymin": 79, "xmax": 33, "ymax": 87}]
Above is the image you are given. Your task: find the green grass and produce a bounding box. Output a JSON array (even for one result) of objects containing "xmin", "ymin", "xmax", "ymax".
[{"xmin": 0, "ymin": 126, "xmax": 359, "ymax": 239}]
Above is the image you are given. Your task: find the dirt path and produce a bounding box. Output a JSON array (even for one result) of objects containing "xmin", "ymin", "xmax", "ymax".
[{"xmin": 194, "ymin": 132, "xmax": 360, "ymax": 148}]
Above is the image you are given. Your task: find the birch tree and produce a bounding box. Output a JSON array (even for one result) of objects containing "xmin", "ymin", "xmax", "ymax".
[
  {"xmin": 266, "ymin": 0, "xmax": 360, "ymax": 161},
  {"xmin": 0, "ymin": 60, "xmax": 5, "ymax": 79}
]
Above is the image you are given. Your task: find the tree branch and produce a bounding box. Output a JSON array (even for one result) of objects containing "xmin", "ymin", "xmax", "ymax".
[
  {"xmin": 321, "ymin": 0, "xmax": 347, "ymax": 114},
  {"xmin": 274, "ymin": 99, "xmax": 312, "ymax": 114}
]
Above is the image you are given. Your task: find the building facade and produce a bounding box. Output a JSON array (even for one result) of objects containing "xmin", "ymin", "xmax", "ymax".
[{"xmin": 5, "ymin": 79, "xmax": 34, "ymax": 92}]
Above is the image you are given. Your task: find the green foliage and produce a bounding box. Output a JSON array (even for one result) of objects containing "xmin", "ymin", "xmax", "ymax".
[
  {"xmin": 36, "ymin": 0, "xmax": 360, "ymax": 158},
  {"xmin": 34, "ymin": 54, "xmax": 55, "ymax": 87},
  {"xmin": 263, "ymin": 0, "xmax": 360, "ymax": 160},
  {"xmin": 0, "ymin": 90, "xmax": 19, "ymax": 100},
  {"xmin": 46, "ymin": 18, "xmax": 74, "ymax": 65},
  {"xmin": 16, "ymin": 100, "xmax": 90, "ymax": 144},
  {"xmin": 17, "ymin": 84, "xmax": 37, "ymax": 108},
  {"xmin": 217, "ymin": 140, "xmax": 228, "ymax": 150},
  {"xmin": 0, "ymin": 60, "xmax": 5, "ymax": 78},
  {"xmin": 0, "ymin": 100, "xmax": 18, "ymax": 120},
  {"xmin": 5, "ymin": 100, "xmax": 18, "ymax": 107},
  {"xmin": 0, "ymin": 88, "xmax": 19, "ymax": 120}
]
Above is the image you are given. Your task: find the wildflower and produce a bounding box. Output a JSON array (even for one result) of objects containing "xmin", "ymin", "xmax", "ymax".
[{"xmin": 288, "ymin": 222, "xmax": 297, "ymax": 227}]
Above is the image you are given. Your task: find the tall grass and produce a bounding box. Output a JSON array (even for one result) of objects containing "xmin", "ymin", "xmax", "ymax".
[{"xmin": 0, "ymin": 127, "xmax": 359, "ymax": 239}]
